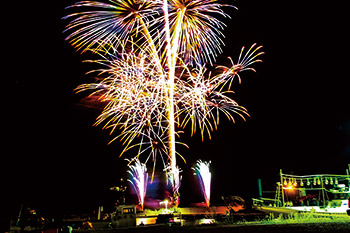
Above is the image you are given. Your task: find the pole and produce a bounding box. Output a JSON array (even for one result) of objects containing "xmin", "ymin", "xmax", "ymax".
[
  {"xmin": 280, "ymin": 169, "xmax": 285, "ymax": 207},
  {"xmin": 346, "ymin": 167, "xmax": 350, "ymax": 188},
  {"xmin": 320, "ymin": 177, "xmax": 326, "ymax": 208},
  {"xmin": 257, "ymin": 178, "xmax": 263, "ymax": 199},
  {"xmin": 275, "ymin": 182, "xmax": 280, "ymax": 207}
]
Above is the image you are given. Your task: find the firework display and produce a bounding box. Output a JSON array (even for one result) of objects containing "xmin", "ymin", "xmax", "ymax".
[
  {"xmin": 64, "ymin": 0, "xmax": 263, "ymax": 200},
  {"xmin": 193, "ymin": 160, "xmax": 211, "ymax": 207},
  {"xmin": 127, "ymin": 159, "xmax": 148, "ymax": 210}
]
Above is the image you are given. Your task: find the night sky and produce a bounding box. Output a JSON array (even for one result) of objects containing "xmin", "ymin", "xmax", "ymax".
[{"xmin": 9, "ymin": 1, "xmax": 349, "ymax": 217}]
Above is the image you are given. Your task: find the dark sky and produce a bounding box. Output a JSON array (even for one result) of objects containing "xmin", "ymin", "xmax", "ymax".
[{"xmin": 9, "ymin": 1, "xmax": 349, "ymax": 216}]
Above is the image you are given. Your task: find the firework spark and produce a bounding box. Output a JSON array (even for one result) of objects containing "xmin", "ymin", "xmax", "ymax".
[
  {"xmin": 63, "ymin": 0, "xmax": 162, "ymax": 53},
  {"xmin": 164, "ymin": 163, "xmax": 181, "ymax": 207},
  {"xmin": 127, "ymin": 159, "xmax": 148, "ymax": 211},
  {"xmin": 166, "ymin": 0, "xmax": 236, "ymax": 66},
  {"xmin": 193, "ymin": 160, "xmax": 211, "ymax": 207},
  {"xmin": 64, "ymin": 0, "xmax": 264, "ymax": 200}
]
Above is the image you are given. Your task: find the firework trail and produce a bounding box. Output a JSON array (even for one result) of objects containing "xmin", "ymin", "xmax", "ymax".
[
  {"xmin": 192, "ymin": 160, "xmax": 211, "ymax": 207},
  {"xmin": 127, "ymin": 159, "xmax": 148, "ymax": 211},
  {"xmin": 64, "ymin": 0, "xmax": 264, "ymax": 200},
  {"xmin": 164, "ymin": 163, "xmax": 182, "ymax": 206}
]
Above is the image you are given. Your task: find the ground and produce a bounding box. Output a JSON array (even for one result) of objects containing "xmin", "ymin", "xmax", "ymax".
[{"xmin": 66, "ymin": 222, "xmax": 350, "ymax": 233}]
